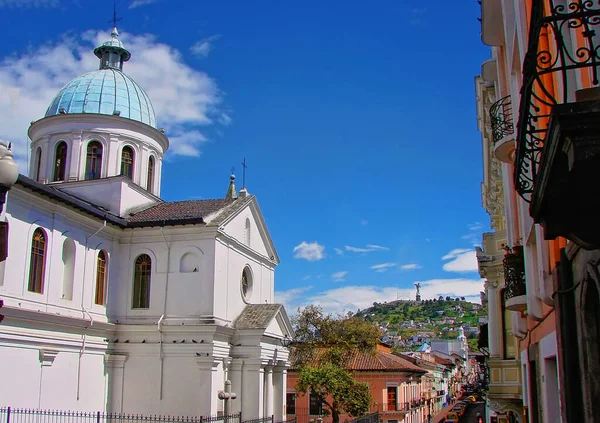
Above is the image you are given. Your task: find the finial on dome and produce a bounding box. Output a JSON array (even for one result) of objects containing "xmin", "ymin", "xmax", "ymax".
[
  {"xmin": 225, "ymin": 170, "xmax": 238, "ymax": 200},
  {"xmin": 94, "ymin": 1, "xmax": 130, "ymax": 71}
]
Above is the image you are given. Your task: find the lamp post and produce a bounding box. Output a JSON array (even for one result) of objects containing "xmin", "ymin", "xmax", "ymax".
[
  {"xmin": 0, "ymin": 141, "xmax": 18, "ymax": 264},
  {"xmin": 280, "ymin": 334, "xmax": 292, "ymax": 348}
]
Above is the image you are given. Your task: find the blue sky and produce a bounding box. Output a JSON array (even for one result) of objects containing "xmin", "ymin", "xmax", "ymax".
[{"xmin": 0, "ymin": 0, "xmax": 491, "ymax": 314}]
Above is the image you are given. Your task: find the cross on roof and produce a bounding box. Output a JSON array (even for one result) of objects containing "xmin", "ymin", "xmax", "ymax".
[{"xmin": 108, "ymin": 0, "xmax": 123, "ymax": 27}]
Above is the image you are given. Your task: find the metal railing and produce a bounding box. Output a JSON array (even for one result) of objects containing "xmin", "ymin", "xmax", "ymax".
[
  {"xmin": 514, "ymin": 0, "xmax": 600, "ymax": 201},
  {"xmin": 374, "ymin": 403, "xmax": 409, "ymax": 413},
  {"xmin": 489, "ymin": 95, "xmax": 514, "ymax": 143},
  {"xmin": 0, "ymin": 408, "xmax": 242, "ymax": 423},
  {"xmin": 346, "ymin": 413, "xmax": 378, "ymax": 423},
  {"xmin": 502, "ymin": 246, "xmax": 526, "ymax": 301}
]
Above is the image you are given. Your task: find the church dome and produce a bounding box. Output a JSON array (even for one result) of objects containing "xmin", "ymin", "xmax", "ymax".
[
  {"xmin": 45, "ymin": 69, "xmax": 156, "ymax": 128},
  {"xmin": 44, "ymin": 27, "xmax": 157, "ymax": 128}
]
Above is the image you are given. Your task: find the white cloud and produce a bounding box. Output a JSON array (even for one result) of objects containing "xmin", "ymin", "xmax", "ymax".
[
  {"xmin": 302, "ymin": 278, "xmax": 484, "ymax": 314},
  {"xmin": 293, "ymin": 241, "xmax": 325, "ymax": 261},
  {"xmin": 275, "ymin": 286, "xmax": 313, "ymax": 313},
  {"xmin": 370, "ymin": 263, "xmax": 396, "ymax": 273},
  {"xmin": 345, "ymin": 244, "xmax": 389, "ymax": 253},
  {"xmin": 442, "ymin": 248, "xmax": 478, "ymax": 273},
  {"xmin": 129, "ymin": 0, "xmax": 158, "ymax": 8},
  {"xmin": 462, "ymin": 222, "xmax": 485, "ymax": 246},
  {"xmin": 0, "ymin": 0, "xmax": 57, "ymax": 7},
  {"xmin": 331, "ymin": 271, "xmax": 348, "ymax": 282},
  {"xmin": 190, "ymin": 35, "xmax": 221, "ymax": 58},
  {"xmin": 334, "ymin": 248, "xmax": 343, "ymax": 255},
  {"xmin": 0, "ymin": 28, "xmax": 225, "ymax": 169},
  {"xmin": 400, "ymin": 263, "xmax": 422, "ymax": 271},
  {"xmin": 302, "ymin": 275, "xmax": 311, "ymax": 281}
]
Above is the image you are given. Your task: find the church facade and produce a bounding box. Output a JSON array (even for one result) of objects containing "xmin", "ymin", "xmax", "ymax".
[{"xmin": 0, "ymin": 27, "xmax": 292, "ymax": 420}]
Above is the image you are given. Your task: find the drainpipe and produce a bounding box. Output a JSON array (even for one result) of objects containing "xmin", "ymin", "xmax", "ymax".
[
  {"xmin": 158, "ymin": 224, "xmax": 171, "ymax": 400},
  {"xmin": 158, "ymin": 314, "xmax": 165, "ymax": 400},
  {"xmin": 76, "ymin": 220, "xmax": 106, "ymax": 400}
]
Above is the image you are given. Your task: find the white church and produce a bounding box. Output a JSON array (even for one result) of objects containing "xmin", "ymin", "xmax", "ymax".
[{"xmin": 0, "ymin": 26, "xmax": 293, "ymax": 420}]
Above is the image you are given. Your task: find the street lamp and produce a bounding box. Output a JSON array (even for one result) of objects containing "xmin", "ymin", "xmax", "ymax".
[
  {"xmin": 0, "ymin": 141, "xmax": 18, "ymax": 263},
  {"xmin": 280, "ymin": 334, "xmax": 292, "ymax": 348},
  {"xmin": 0, "ymin": 141, "xmax": 18, "ymax": 213}
]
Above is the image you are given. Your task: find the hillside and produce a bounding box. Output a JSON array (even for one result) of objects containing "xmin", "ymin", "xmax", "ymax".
[{"xmin": 354, "ymin": 297, "xmax": 487, "ymax": 351}]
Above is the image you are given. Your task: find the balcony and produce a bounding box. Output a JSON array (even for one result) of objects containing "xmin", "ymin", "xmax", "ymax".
[
  {"xmin": 514, "ymin": 0, "xmax": 600, "ymax": 208},
  {"xmin": 489, "ymin": 95, "xmax": 515, "ymax": 163},
  {"xmin": 377, "ymin": 403, "xmax": 409, "ymax": 414},
  {"xmin": 502, "ymin": 245, "xmax": 527, "ymax": 311}
]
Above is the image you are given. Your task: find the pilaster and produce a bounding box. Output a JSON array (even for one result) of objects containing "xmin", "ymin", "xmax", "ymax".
[
  {"xmin": 196, "ymin": 357, "xmax": 220, "ymax": 417},
  {"xmin": 105, "ymin": 354, "xmax": 128, "ymax": 413},
  {"xmin": 263, "ymin": 365, "xmax": 273, "ymax": 418}
]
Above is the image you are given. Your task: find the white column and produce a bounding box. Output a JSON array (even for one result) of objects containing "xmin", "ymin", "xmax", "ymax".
[
  {"xmin": 69, "ymin": 132, "xmax": 83, "ymax": 181},
  {"xmin": 229, "ymin": 359, "xmax": 244, "ymax": 414},
  {"xmin": 273, "ymin": 362, "xmax": 287, "ymax": 421},
  {"xmin": 264, "ymin": 366, "xmax": 274, "ymax": 418},
  {"xmin": 487, "ymin": 280, "xmax": 503, "ymax": 357},
  {"xmin": 105, "ymin": 354, "xmax": 128, "ymax": 413},
  {"xmin": 241, "ymin": 358, "xmax": 263, "ymax": 420}
]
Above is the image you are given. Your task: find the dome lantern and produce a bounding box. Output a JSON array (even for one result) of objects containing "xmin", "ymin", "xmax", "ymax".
[{"xmin": 93, "ymin": 26, "xmax": 131, "ymax": 71}]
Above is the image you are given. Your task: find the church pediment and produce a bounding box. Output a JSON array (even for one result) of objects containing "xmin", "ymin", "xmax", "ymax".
[{"xmin": 213, "ymin": 196, "xmax": 280, "ymax": 264}]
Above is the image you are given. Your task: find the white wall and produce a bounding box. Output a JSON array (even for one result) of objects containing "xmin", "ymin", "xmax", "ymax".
[{"xmin": 0, "ymin": 327, "xmax": 108, "ymax": 411}]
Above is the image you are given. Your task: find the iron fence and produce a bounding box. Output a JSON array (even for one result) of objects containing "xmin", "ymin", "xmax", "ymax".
[
  {"xmin": 0, "ymin": 408, "xmax": 244, "ymax": 423},
  {"xmin": 346, "ymin": 413, "xmax": 378, "ymax": 423}
]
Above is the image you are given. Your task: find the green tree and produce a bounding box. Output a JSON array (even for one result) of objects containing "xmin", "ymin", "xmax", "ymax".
[
  {"xmin": 296, "ymin": 365, "xmax": 371, "ymax": 423},
  {"xmin": 292, "ymin": 306, "xmax": 379, "ymax": 423}
]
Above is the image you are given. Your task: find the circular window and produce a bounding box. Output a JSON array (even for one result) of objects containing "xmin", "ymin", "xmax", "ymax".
[{"xmin": 241, "ymin": 267, "xmax": 253, "ymax": 301}]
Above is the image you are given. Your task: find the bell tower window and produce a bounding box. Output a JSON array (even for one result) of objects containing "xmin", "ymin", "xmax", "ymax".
[
  {"xmin": 53, "ymin": 141, "xmax": 68, "ymax": 182},
  {"xmin": 120, "ymin": 146, "xmax": 134, "ymax": 179},
  {"xmin": 85, "ymin": 141, "xmax": 103, "ymax": 180}
]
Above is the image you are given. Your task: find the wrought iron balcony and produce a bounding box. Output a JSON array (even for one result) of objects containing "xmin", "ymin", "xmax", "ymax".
[
  {"xmin": 514, "ymin": 0, "xmax": 600, "ymax": 202},
  {"xmin": 490, "ymin": 95, "xmax": 514, "ymax": 143},
  {"xmin": 503, "ymin": 245, "xmax": 527, "ymax": 311},
  {"xmin": 377, "ymin": 403, "xmax": 409, "ymax": 413}
]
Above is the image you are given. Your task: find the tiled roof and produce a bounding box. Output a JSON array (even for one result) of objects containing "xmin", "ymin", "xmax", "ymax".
[
  {"xmin": 15, "ymin": 175, "xmax": 246, "ymax": 229},
  {"xmin": 126, "ymin": 199, "xmax": 235, "ymax": 223},
  {"xmin": 290, "ymin": 348, "xmax": 427, "ymax": 373},
  {"xmin": 234, "ymin": 304, "xmax": 282, "ymax": 329}
]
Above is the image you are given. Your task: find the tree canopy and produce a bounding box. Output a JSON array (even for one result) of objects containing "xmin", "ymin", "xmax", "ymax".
[{"xmin": 291, "ymin": 306, "xmax": 379, "ymax": 423}]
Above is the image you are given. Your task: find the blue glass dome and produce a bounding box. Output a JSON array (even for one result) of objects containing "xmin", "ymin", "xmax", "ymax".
[
  {"xmin": 45, "ymin": 69, "xmax": 157, "ymax": 128},
  {"xmin": 44, "ymin": 28, "xmax": 157, "ymax": 128}
]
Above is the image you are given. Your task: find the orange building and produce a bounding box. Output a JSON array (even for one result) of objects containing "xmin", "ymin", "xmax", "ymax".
[
  {"xmin": 477, "ymin": 1, "xmax": 600, "ymax": 422},
  {"xmin": 286, "ymin": 344, "xmax": 431, "ymax": 423}
]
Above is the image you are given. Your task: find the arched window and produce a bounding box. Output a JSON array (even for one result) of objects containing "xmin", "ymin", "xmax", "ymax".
[
  {"xmin": 61, "ymin": 238, "xmax": 76, "ymax": 300},
  {"xmin": 241, "ymin": 266, "xmax": 252, "ymax": 301},
  {"xmin": 34, "ymin": 147, "xmax": 42, "ymax": 181},
  {"xmin": 147, "ymin": 156, "xmax": 155, "ymax": 192},
  {"xmin": 132, "ymin": 254, "xmax": 151, "ymax": 309},
  {"xmin": 53, "ymin": 141, "xmax": 68, "ymax": 182},
  {"xmin": 95, "ymin": 250, "xmax": 107, "ymax": 305},
  {"xmin": 85, "ymin": 141, "xmax": 103, "ymax": 180},
  {"xmin": 245, "ymin": 218, "xmax": 251, "ymax": 247},
  {"xmin": 28, "ymin": 228, "xmax": 47, "ymax": 293},
  {"xmin": 120, "ymin": 146, "xmax": 134, "ymax": 179}
]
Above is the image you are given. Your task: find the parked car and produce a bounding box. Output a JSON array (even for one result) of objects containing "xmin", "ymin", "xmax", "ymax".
[{"xmin": 445, "ymin": 411, "xmax": 460, "ymax": 423}]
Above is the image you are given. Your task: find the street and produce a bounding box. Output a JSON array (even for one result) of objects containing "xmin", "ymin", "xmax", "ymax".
[{"xmin": 459, "ymin": 401, "xmax": 485, "ymax": 423}]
